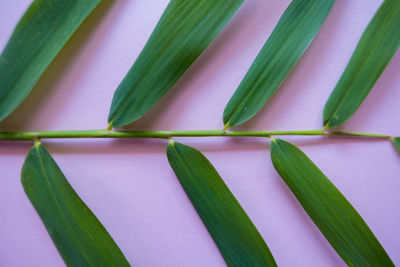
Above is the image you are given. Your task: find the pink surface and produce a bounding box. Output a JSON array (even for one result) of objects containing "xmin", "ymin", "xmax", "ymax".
[{"xmin": 0, "ymin": 0, "xmax": 399, "ymax": 266}]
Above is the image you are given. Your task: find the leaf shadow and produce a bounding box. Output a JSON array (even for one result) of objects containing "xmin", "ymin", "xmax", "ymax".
[
  {"xmin": 0, "ymin": 141, "xmax": 32, "ymax": 155},
  {"xmin": 0, "ymin": 0, "xmax": 120, "ymax": 131},
  {"xmin": 118, "ymin": 0, "xmax": 287, "ymax": 130}
]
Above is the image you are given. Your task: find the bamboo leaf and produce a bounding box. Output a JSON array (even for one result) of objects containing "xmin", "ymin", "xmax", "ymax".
[
  {"xmin": 323, "ymin": 0, "xmax": 400, "ymax": 128},
  {"xmin": 167, "ymin": 140, "xmax": 276, "ymax": 266},
  {"xmin": 223, "ymin": 0, "xmax": 335, "ymax": 128},
  {"xmin": 270, "ymin": 138, "xmax": 394, "ymax": 266},
  {"xmin": 21, "ymin": 143, "xmax": 130, "ymax": 266},
  {"xmin": 0, "ymin": 0, "xmax": 102, "ymax": 122},
  {"xmin": 108, "ymin": 0, "xmax": 243, "ymax": 127},
  {"xmin": 392, "ymin": 137, "xmax": 400, "ymax": 152}
]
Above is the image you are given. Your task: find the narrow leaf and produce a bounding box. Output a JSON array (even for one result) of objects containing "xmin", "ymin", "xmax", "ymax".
[
  {"xmin": 21, "ymin": 143, "xmax": 130, "ymax": 266},
  {"xmin": 223, "ymin": 0, "xmax": 335, "ymax": 128},
  {"xmin": 0, "ymin": 0, "xmax": 102, "ymax": 122},
  {"xmin": 392, "ymin": 137, "xmax": 400, "ymax": 152},
  {"xmin": 323, "ymin": 0, "xmax": 400, "ymax": 128},
  {"xmin": 167, "ymin": 140, "xmax": 276, "ymax": 266},
  {"xmin": 108, "ymin": 0, "xmax": 243, "ymax": 127},
  {"xmin": 270, "ymin": 138, "xmax": 393, "ymax": 266}
]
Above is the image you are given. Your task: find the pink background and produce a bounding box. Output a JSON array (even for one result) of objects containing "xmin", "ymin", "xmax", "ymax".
[{"xmin": 1, "ymin": 0, "xmax": 399, "ymax": 266}]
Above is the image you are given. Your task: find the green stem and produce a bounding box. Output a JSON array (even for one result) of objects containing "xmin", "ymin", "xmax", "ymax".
[
  {"xmin": 0, "ymin": 129, "xmax": 392, "ymax": 141},
  {"xmin": 328, "ymin": 131, "xmax": 392, "ymax": 138}
]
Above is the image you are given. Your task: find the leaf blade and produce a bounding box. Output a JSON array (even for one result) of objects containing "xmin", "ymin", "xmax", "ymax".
[
  {"xmin": 323, "ymin": 0, "xmax": 400, "ymax": 128},
  {"xmin": 108, "ymin": 0, "xmax": 243, "ymax": 127},
  {"xmin": 0, "ymin": 0, "xmax": 102, "ymax": 122},
  {"xmin": 270, "ymin": 138, "xmax": 393, "ymax": 266},
  {"xmin": 167, "ymin": 140, "xmax": 276, "ymax": 266},
  {"xmin": 223, "ymin": 0, "xmax": 335, "ymax": 128},
  {"xmin": 392, "ymin": 137, "xmax": 400, "ymax": 152},
  {"xmin": 21, "ymin": 143, "xmax": 130, "ymax": 266}
]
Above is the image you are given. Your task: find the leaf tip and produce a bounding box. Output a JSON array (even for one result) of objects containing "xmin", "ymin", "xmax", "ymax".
[
  {"xmin": 270, "ymin": 137, "xmax": 280, "ymax": 147},
  {"xmin": 323, "ymin": 118, "xmax": 330, "ymax": 129},
  {"xmin": 168, "ymin": 138, "xmax": 175, "ymax": 146},
  {"xmin": 34, "ymin": 138, "xmax": 41, "ymax": 148},
  {"xmin": 107, "ymin": 121, "xmax": 113, "ymax": 131},
  {"xmin": 222, "ymin": 113, "xmax": 232, "ymax": 130}
]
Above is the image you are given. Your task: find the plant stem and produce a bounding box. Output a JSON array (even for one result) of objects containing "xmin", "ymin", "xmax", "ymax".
[
  {"xmin": 328, "ymin": 131, "xmax": 392, "ymax": 138},
  {"xmin": 0, "ymin": 129, "xmax": 392, "ymax": 141}
]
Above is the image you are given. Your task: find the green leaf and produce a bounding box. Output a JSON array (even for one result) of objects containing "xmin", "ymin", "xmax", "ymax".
[
  {"xmin": 21, "ymin": 143, "xmax": 130, "ymax": 266},
  {"xmin": 0, "ymin": 0, "xmax": 102, "ymax": 122},
  {"xmin": 392, "ymin": 137, "xmax": 400, "ymax": 152},
  {"xmin": 108, "ymin": 0, "xmax": 243, "ymax": 127},
  {"xmin": 323, "ymin": 0, "xmax": 400, "ymax": 128},
  {"xmin": 167, "ymin": 140, "xmax": 276, "ymax": 266},
  {"xmin": 270, "ymin": 138, "xmax": 394, "ymax": 266},
  {"xmin": 223, "ymin": 0, "xmax": 335, "ymax": 128}
]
